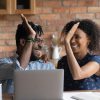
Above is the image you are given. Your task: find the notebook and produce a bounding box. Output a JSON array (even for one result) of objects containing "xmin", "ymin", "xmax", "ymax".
[{"xmin": 14, "ymin": 69, "xmax": 64, "ymax": 100}]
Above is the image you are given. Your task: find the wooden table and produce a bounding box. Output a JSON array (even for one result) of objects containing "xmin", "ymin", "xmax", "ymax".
[
  {"xmin": 2, "ymin": 90, "xmax": 100, "ymax": 100},
  {"xmin": 3, "ymin": 94, "xmax": 13, "ymax": 100}
]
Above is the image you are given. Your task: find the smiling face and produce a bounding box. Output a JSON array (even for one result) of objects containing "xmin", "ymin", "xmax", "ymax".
[
  {"xmin": 70, "ymin": 28, "xmax": 90, "ymax": 55},
  {"xmin": 17, "ymin": 34, "xmax": 44, "ymax": 61},
  {"xmin": 31, "ymin": 34, "xmax": 44, "ymax": 60}
]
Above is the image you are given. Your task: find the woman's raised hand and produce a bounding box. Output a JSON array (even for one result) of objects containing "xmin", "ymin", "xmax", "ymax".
[{"xmin": 64, "ymin": 22, "xmax": 80, "ymax": 43}]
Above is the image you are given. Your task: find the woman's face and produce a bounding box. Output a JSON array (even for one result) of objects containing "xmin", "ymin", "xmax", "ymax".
[{"xmin": 70, "ymin": 28, "xmax": 90, "ymax": 54}]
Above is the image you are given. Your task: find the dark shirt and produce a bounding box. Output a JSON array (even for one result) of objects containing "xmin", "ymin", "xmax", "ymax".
[{"xmin": 57, "ymin": 53, "xmax": 100, "ymax": 91}]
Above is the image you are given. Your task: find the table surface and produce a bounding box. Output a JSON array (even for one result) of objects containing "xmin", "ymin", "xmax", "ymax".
[
  {"xmin": 3, "ymin": 90, "xmax": 100, "ymax": 100},
  {"xmin": 3, "ymin": 94, "xmax": 13, "ymax": 100}
]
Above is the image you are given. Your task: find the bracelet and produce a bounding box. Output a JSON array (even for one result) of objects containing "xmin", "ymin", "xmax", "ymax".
[{"xmin": 27, "ymin": 37, "xmax": 36, "ymax": 42}]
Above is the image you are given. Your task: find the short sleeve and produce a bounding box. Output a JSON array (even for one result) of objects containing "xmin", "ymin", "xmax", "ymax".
[{"xmin": 90, "ymin": 55, "xmax": 100, "ymax": 64}]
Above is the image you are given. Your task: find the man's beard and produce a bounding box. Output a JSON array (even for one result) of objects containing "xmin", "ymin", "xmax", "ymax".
[
  {"xmin": 30, "ymin": 54, "xmax": 40, "ymax": 61},
  {"xmin": 30, "ymin": 45, "xmax": 43, "ymax": 61}
]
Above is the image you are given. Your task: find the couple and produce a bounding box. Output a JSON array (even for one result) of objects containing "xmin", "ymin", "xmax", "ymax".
[{"xmin": 1, "ymin": 14, "xmax": 100, "ymax": 94}]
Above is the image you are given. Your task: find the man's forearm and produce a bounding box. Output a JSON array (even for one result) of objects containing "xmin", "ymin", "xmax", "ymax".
[{"xmin": 19, "ymin": 42, "xmax": 33, "ymax": 69}]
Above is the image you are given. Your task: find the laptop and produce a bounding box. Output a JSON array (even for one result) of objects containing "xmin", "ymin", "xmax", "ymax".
[{"xmin": 14, "ymin": 69, "xmax": 64, "ymax": 100}]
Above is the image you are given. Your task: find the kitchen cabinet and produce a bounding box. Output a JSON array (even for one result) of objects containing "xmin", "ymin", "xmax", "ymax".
[
  {"xmin": 0, "ymin": 0, "xmax": 11, "ymax": 14},
  {"xmin": 0, "ymin": 0, "xmax": 35, "ymax": 14},
  {"xmin": 11, "ymin": 0, "xmax": 35, "ymax": 14}
]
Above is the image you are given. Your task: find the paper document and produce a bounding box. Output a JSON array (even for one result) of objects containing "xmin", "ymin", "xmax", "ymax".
[
  {"xmin": 63, "ymin": 92, "xmax": 100, "ymax": 100},
  {"xmin": 0, "ymin": 84, "xmax": 2, "ymax": 100}
]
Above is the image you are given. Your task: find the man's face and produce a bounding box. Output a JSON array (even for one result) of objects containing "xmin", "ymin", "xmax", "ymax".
[
  {"xmin": 31, "ymin": 34, "xmax": 44, "ymax": 61},
  {"xmin": 17, "ymin": 34, "xmax": 44, "ymax": 61}
]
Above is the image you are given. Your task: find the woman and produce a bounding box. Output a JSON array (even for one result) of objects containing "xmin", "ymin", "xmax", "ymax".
[{"xmin": 57, "ymin": 19, "xmax": 100, "ymax": 90}]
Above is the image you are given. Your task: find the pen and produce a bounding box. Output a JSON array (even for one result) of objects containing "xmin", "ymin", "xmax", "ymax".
[{"xmin": 71, "ymin": 96, "xmax": 84, "ymax": 100}]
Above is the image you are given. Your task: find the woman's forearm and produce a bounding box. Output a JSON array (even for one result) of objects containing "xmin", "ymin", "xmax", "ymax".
[{"xmin": 65, "ymin": 42, "xmax": 82, "ymax": 80}]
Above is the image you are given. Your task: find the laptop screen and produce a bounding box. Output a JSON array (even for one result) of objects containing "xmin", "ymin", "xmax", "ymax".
[{"xmin": 14, "ymin": 69, "xmax": 64, "ymax": 100}]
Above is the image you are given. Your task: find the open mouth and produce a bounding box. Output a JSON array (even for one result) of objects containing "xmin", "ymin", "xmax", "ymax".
[
  {"xmin": 33, "ymin": 46, "xmax": 42, "ymax": 50},
  {"xmin": 71, "ymin": 45, "xmax": 78, "ymax": 48}
]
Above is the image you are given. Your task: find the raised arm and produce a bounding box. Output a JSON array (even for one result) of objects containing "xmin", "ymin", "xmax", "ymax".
[
  {"xmin": 20, "ymin": 14, "xmax": 36, "ymax": 38},
  {"xmin": 18, "ymin": 14, "xmax": 36, "ymax": 69}
]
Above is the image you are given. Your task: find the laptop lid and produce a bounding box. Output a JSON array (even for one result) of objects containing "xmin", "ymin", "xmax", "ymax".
[{"xmin": 14, "ymin": 69, "xmax": 64, "ymax": 100}]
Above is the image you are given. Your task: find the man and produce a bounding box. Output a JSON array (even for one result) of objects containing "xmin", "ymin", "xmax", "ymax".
[{"xmin": 0, "ymin": 14, "xmax": 55, "ymax": 93}]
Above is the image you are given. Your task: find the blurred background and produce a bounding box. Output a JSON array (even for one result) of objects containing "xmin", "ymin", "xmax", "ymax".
[{"xmin": 0, "ymin": 0, "xmax": 100, "ymax": 58}]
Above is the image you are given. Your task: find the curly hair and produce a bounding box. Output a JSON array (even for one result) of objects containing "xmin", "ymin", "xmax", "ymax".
[{"xmin": 61, "ymin": 19, "xmax": 100, "ymax": 52}]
